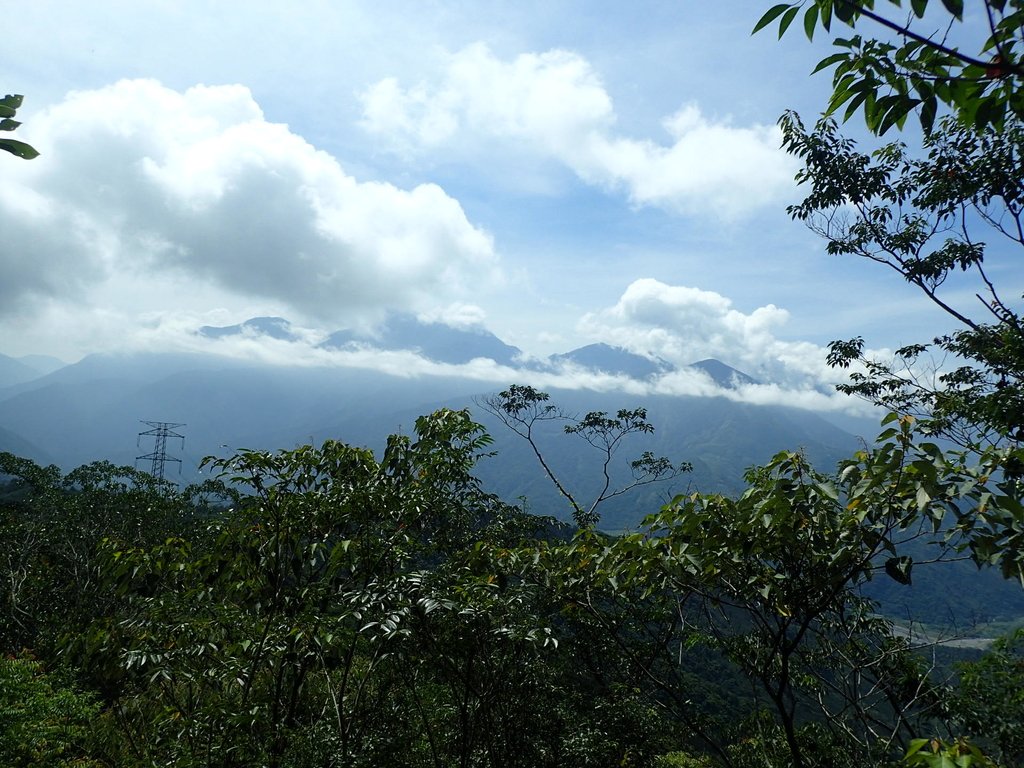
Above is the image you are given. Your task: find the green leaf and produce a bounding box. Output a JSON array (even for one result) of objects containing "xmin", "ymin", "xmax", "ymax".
[
  {"xmin": 812, "ymin": 52, "xmax": 851, "ymax": 74},
  {"xmin": 0, "ymin": 104, "xmax": 16, "ymax": 118},
  {"xmin": 0, "ymin": 138, "xmax": 39, "ymax": 159},
  {"xmin": 939, "ymin": 0, "xmax": 964, "ymax": 18},
  {"xmin": 843, "ymin": 91, "xmax": 868, "ymax": 121},
  {"xmin": 0, "ymin": 118, "xmax": 21, "ymax": 131},
  {"xmin": 752, "ymin": 3, "xmax": 793, "ymax": 34},
  {"xmin": 910, "ymin": 0, "xmax": 928, "ymax": 17},
  {"xmin": 803, "ymin": 3, "xmax": 820, "ymax": 41},
  {"xmin": 778, "ymin": 5, "xmax": 801, "ymax": 38},
  {"xmin": 834, "ymin": 0, "xmax": 857, "ymax": 23},
  {"xmin": 885, "ymin": 555, "xmax": 913, "ymax": 585},
  {"xmin": 0, "ymin": 94, "xmax": 23, "ymax": 110}
]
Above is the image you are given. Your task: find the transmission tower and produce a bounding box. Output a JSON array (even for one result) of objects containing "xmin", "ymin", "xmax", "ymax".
[{"xmin": 136, "ymin": 421, "xmax": 185, "ymax": 481}]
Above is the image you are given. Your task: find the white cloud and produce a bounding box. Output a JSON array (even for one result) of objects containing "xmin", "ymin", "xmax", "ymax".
[
  {"xmin": 360, "ymin": 43, "xmax": 797, "ymax": 216},
  {"xmin": 578, "ymin": 278, "xmax": 874, "ymax": 411},
  {"xmin": 416, "ymin": 302, "xmax": 489, "ymax": 329},
  {"xmin": 0, "ymin": 282, "xmax": 885, "ymax": 419},
  {"xmin": 0, "ymin": 79, "xmax": 500, "ymax": 325}
]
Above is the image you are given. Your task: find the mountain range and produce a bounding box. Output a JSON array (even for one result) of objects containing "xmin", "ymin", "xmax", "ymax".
[
  {"xmin": 196, "ymin": 314, "xmax": 763, "ymax": 385},
  {"xmin": 0, "ymin": 312, "xmax": 855, "ymax": 509},
  {"xmin": 2, "ymin": 314, "xmax": 1022, "ymax": 624}
]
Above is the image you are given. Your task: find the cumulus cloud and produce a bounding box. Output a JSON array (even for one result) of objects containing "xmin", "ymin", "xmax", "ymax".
[
  {"xmin": 579, "ymin": 278, "xmax": 875, "ymax": 411},
  {"xmin": 0, "ymin": 79, "xmax": 500, "ymax": 323},
  {"xmin": 359, "ymin": 43, "xmax": 797, "ymax": 216}
]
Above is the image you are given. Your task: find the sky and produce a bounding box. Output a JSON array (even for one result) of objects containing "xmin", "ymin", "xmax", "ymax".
[{"xmin": 1, "ymin": 1, "xmax": 995, "ymax": 413}]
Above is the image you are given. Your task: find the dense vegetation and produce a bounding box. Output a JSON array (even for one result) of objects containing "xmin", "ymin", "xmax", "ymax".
[{"xmin": 2, "ymin": 400, "xmax": 1024, "ymax": 767}]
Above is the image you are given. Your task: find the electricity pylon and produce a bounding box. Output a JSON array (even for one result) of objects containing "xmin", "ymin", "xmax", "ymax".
[{"xmin": 136, "ymin": 421, "xmax": 185, "ymax": 481}]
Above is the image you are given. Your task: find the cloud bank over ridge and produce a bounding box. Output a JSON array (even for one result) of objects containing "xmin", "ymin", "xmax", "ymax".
[{"xmin": 83, "ymin": 279, "xmax": 878, "ymax": 416}]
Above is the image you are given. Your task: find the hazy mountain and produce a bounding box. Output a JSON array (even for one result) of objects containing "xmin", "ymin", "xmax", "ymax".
[
  {"xmin": 320, "ymin": 312, "xmax": 522, "ymax": 366},
  {"xmin": 198, "ymin": 316, "xmax": 298, "ymax": 341},
  {"xmin": 688, "ymin": 358, "xmax": 758, "ymax": 388},
  {"xmin": 306, "ymin": 384, "xmax": 861, "ymax": 531},
  {"xmin": 0, "ymin": 354, "xmax": 42, "ymax": 388},
  {"xmin": 0, "ymin": 350, "xmax": 855, "ymax": 509},
  {"xmin": 0, "ymin": 351, "xmax": 488, "ymax": 471},
  {"xmin": 476, "ymin": 389, "xmax": 859, "ymax": 530},
  {"xmin": 550, "ymin": 343, "xmax": 672, "ymax": 379},
  {"xmin": 0, "ymin": 423, "xmax": 55, "ymax": 465},
  {"xmin": 0, "ymin": 353, "xmax": 66, "ymax": 388},
  {"xmin": 19, "ymin": 354, "xmax": 66, "ymax": 375}
]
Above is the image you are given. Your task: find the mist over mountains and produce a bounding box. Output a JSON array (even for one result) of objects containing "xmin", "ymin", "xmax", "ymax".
[
  {"xmin": 195, "ymin": 313, "xmax": 772, "ymax": 386},
  {"xmin": 1, "ymin": 313, "xmax": 869, "ymax": 517}
]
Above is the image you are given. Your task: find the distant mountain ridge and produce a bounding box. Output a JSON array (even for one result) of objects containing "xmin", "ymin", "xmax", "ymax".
[
  {"xmin": 199, "ymin": 316, "xmax": 298, "ymax": 341},
  {"xmin": 549, "ymin": 343, "xmax": 671, "ymax": 379},
  {"xmin": 0, "ymin": 345, "xmax": 1015, "ymax": 627},
  {"xmin": 195, "ymin": 315, "xmax": 764, "ymax": 387},
  {"xmin": 319, "ymin": 313, "xmax": 522, "ymax": 366},
  {"xmin": 0, "ymin": 352, "xmax": 66, "ymax": 388},
  {"xmin": 689, "ymin": 358, "xmax": 758, "ymax": 389}
]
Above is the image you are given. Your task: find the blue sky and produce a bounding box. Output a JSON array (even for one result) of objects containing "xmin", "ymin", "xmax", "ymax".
[{"xmin": 1, "ymin": 1, "xmax": 989, "ymax": 412}]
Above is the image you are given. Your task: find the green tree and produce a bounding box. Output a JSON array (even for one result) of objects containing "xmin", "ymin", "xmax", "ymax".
[
  {"xmin": 951, "ymin": 628, "xmax": 1024, "ymax": 765},
  {"xmin": 0, "ymin": 453, "xmax": 218, "ymax": 655},
  {"xmin": 510, "ymin": 413, "xmax": 1024, "ymax": 767},
  {"xmin": 0, "ymin": 655, "xmax": 103, "ymax": 767},
  {"xmin": 779, "ymin": 110, "xmax": 1024, "ymax": 444},
  {"xmin": 478, "ymin": 385, "xmax": 690, "ymax": 528},
  {"xmin": 0, "ymin": 94, "xmax": 39, "ymax": 159},
  {"xmin": 755, "ymin": 0, "xmax": 1024, "ymax": 134},
  {"xmin": 755, "ymin": 2, "xmax": 1024, "ymax": 448},
  {"xmin": 83, "ymin": 409, "xmax": 577, "ymax": 767}
]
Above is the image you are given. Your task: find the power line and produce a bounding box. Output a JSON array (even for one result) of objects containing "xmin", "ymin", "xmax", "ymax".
[{"xmin": 136, "ymin": 421, "xmax": 185, "ymax": 481}]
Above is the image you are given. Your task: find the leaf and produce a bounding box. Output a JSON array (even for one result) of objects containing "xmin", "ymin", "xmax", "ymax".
[
  {"xmin": 0, "ymin": 94, "xmax": 24, "ymax": 109},
  {"xmin": 752, "ymin": 3, "xmax": 793, "ymax": 34},
  {"xmin": 885, "ymin": 555, "xmax": 913, "ymax": 585},
  {"xmin": 939, "ymin": 0, "xmax": 964, "ymax": 19},
  {"xmin": 0, "ymin": 118, "xmax": 21, "ymax": 131},
  {"xmin": 0, "ymin": 139, "xmax": 39, "ymax": 159},
  {"xmin": 778, "ymin": 5, "xmax": 801, "ymax": 38},
  {"xmin": 919, "ymin": 95, "xmax": 937, "ymax": 134},
  {"xmin": 834, "ymin": 0, "xmax": 857, "ymax": 23},
  {"xmin": 803, "ymin": 3, "xmax": 819, "ymax": 41},
  {"xmin": 812, "ymin": 52, "xmax": 850, "ymax": 74}
]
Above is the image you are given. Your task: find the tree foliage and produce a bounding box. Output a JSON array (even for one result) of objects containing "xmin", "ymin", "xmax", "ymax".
[
  {"xmin": 755, "ymin": 0, "xmax": 1024, "ymax": 134},
  {"xmin": 779, "ymin": 109, "xmax": 1024, "ymax": 443},
  {"xmin": 0, "ymin": 94, "xmax": 39, "ymax": 159},
  {"xmin": 951, "ymin": 628, "xmax": 1024, "ymax": 764},
  {"xmin": 0, "ymin": 654, "xmax": 103, "ymax": 767},
  {"xmin": 534, "ymin": 413, "xmax": 1024, "ymax": 768},
  {"xmin": 478, "ymin": 385, "xmax": 690, "ymax": 528}
]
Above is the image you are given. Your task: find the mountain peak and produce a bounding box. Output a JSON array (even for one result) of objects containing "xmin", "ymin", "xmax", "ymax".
[
  {"xmin": 551, "ymin": 343, "xmax": 673, "ymax": 380},
  {"xmin": 320, "ymin": 312, "xmax": 521, "ymax": 366},
  {"xmin": 198, "ymin": 316, "xmax": 297, "ymax": 341},
  {"xmin": 689, "ymin": 358, "xmax": 757, "ymax": 389}
]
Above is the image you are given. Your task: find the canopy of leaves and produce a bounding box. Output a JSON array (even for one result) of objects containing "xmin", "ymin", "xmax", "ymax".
[
  {"xmin": 755, "ymin": 0, "xmax": 1024, "ymax": 134},
  {"xmin": 779, "ymin": 109, "xmax": 1024, "ymax": 442}
]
